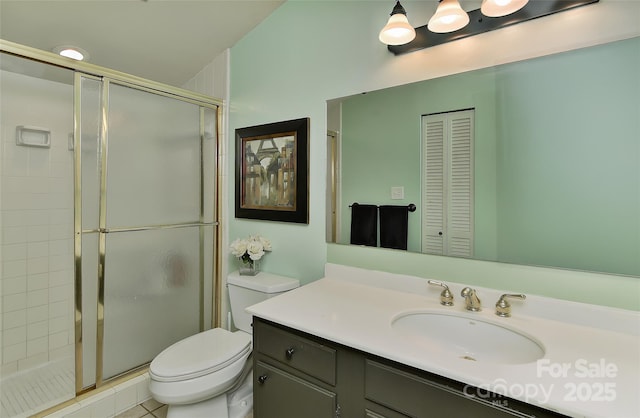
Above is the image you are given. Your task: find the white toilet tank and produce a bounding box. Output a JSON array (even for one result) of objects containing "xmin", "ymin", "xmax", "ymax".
[{"xmin": 227, "ymin": 271, "xmax": 299, "ymax": 333}]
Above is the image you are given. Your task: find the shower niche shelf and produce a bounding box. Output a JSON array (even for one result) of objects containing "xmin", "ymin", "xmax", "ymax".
[{"xmin": 16, "ymin": 125, "xmax": 51, "ymax": 148}]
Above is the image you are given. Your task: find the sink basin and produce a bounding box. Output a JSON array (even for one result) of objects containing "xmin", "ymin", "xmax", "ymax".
[{"xmin": 391, "ymin": 312, "xmax": 544, "ymax": 364}]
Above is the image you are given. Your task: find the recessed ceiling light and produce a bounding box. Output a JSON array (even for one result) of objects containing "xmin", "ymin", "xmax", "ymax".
[{"xmin": 53, "ymin": 46, "xmax": 89, "ymax": 61}]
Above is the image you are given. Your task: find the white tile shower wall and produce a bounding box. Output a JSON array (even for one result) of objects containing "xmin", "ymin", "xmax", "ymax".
[
  {"xmin": 0, "ymin": 70, "xmax": 75, "ymax": 377},
  {"xmin": 182, "ymin": 48, "xmax": 230, "ymax": 328}
]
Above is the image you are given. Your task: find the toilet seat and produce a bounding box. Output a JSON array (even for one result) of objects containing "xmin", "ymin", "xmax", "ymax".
[{"xmin": 150, "ymin": 328, "xmax": 251, "ymax": 383}]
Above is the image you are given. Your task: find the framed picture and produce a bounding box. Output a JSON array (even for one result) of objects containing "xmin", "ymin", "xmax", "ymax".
[{"xmin": 235, "ymin": 118, "xmax": 309, "ymax": 223}]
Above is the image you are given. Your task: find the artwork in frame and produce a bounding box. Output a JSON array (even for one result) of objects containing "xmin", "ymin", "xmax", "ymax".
[{"xmin": 235, "ymin": 117, "xmax": 309, "ymax": 223}]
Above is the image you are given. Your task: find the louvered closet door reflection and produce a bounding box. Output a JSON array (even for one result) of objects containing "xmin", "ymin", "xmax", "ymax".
[
  {"xmin": 101, "ymin": 83, "xmax": 202, "ymax": 380},
  {"xmin": 423, "ymin": 118, "xmax": 446, "ymax": 255},
  {"xmin": 422, "ymin": 109, "xmax": 474, "ymax": 257},
  {"xmin": 448, "ymin": 114, "xmax": 474, "ymax": 257}
]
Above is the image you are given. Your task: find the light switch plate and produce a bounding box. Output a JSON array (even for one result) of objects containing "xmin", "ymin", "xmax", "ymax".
[{"xmin": 391, "ymin": 186, "xmax": 404, "ymax": 200}]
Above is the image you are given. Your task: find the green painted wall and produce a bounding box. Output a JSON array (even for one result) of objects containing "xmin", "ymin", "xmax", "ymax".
[
  {"xmin": 496, "ymin": 39, "xmax": 639, "ymax": 276},
  {"xmin": 339, "ymin": 38, "xmax": 639, "ymax": 277},
  {"xmin": 326, "ymin": 244, "xmax": 639, "ymax": 309},
  {"xmin": 229, "ymin": 1, "xmax": 640, "ymax": 310}
]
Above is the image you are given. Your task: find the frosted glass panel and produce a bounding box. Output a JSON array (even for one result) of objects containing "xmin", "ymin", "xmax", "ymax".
[
  {"xmin": 80, "ymin": 77, "xmax": 101, "ymax": 230},
  {"xmin": 102, "ymin": 227, "xmax": 200, "ymax": 379},
  {"xmin": 81, "ymin": 233, "xmax": 99, "ymax": 388},
  {"xmin": 202, "ymin": 107, "xmax": 217, "ymax": 224},
  {"xmin": 105, "ymin": 83, "xmax": 201, "ymax": 227},
  {"xmin": 202, "ymin": 225, "xmax": 215, "ymax": 327}
]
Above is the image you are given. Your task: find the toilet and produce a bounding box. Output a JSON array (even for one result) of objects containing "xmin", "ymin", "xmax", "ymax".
[{"xmin": 149, "ymin": 271, "xmax": 299, "ymax": 418}]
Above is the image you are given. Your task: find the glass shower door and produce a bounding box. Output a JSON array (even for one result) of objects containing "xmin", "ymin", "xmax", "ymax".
[
  {"xmin": 2, "ymin": 41, "xmax": 220, "ymax": 415},
  {"xmin": 97, "ymin": 82, "xmax": 215, "ymax": 382}
]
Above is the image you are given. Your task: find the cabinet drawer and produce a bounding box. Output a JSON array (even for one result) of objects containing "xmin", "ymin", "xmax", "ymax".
[
  {"xmin": 254, "ymin": 361, "xmax": 337, "ymax": 418},
  {"xmin": 365, "ymin": 360, "xmax": 526, "ymax": 418},
  {"xmin": 365, "ymin": 401, "xmax": 410, "ymax": 418},
  {"xmin": 254, "ymin": 319, "xmax": 337, "ymax": 385}
]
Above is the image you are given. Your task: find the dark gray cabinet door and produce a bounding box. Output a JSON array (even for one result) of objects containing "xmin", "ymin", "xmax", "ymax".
[
  {"xmin": 366, "ymin": 360, "xmax": 544, "ymax": 418},
  {"xmin": 254, "ymin": 361, "xmax": 337, "ymax": 418}
]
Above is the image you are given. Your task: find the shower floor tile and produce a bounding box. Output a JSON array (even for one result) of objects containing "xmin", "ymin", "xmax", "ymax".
[{"xmin": 0, "ymin": 358, "xmax": 74, "ymax": 418}]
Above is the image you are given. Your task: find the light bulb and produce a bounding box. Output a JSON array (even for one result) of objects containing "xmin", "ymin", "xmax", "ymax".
[
  {"xmin": 428, "ymin": 0, "xmax": 470, "ymax": 33},
  {"xmin": 481, "ymin": 0, "xmax": 529, "ymax": 17},
  {"xmin": 379, "ymin": 1, "xmax": 416, "ymax": 46}
]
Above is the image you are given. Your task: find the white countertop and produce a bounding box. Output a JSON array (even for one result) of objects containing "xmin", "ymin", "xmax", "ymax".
[{"xmin": 246, "ymin": 264, "xmax": 640, "ymax": 418}]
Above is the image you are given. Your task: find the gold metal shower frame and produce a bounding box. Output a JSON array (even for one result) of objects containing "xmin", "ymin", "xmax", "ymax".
[{"xmin": 0, "ymin": 39, "xmax": 224, "ymax": 409}]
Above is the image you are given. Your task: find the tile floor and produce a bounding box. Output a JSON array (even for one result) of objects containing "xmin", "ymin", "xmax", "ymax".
[
  {"xmin": 115, "ymin": 399, "xmax": 255, "ymax": 418},
  {"xmin": 114, "ymin": 399, "xmax": 167, "ymax": 418}
]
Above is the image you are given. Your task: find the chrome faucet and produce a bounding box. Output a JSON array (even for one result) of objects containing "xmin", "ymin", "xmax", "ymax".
[
  {"xmin": 460, "ymin": 287, "xmax": 481, "ymax": 311},
  {"xmin": 495, "ymin": 294, "xmax": 526, "ymax": 317},
  {"xmin": 427, "ymin": 280, "xmax": 454, "ymax": 306}
]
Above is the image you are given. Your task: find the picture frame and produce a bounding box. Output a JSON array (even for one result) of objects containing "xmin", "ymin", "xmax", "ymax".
[{"xmin": 235, "ymin": 118, "xmax": 309, "ymax": 223}]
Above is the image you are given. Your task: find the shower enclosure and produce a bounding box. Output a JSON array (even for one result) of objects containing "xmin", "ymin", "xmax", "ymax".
[{"xmin": 0, "ymin": 41, "xmax": 221, "ymax": 417}]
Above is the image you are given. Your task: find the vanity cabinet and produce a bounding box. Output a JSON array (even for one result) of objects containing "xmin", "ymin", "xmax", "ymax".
[
  {"xmin": 253, "ymin": 318, "xmax": 339, "ymax": 417},
  {"xmin": 253, "ymin": 317, "xmax": 566, "ymax": 418}
]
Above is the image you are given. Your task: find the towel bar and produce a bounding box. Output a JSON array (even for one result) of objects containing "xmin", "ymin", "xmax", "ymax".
[{"xmin": 349, "ymin": 203, "xmax": 416, "ymax": 212}]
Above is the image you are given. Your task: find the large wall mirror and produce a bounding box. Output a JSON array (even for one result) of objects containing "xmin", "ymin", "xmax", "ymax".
[{"xmin": 327, "ymin": 36, "xmax": 639, "ymax": 278}]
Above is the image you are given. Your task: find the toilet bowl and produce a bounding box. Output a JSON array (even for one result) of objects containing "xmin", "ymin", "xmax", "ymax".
[{"xmin": 149, "ymin": 271, "xmax": 299, "ymax": 418}]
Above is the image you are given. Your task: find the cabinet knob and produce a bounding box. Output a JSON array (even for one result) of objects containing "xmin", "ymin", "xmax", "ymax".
[
  {"xmin": 285, "ymin": 347, "xmax": 295, "ymax": 359},
  {"xmin": 258, "ymin": 374, "xmax": 268, "ymax": 384}
]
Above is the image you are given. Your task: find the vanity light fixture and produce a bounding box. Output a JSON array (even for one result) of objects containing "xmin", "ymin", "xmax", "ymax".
[
  {"xmin": 53, "ymin": 45, "xmax": 89, "ymax": 61},
  {"xmin": 384, "ymin": 0, "xmax": 599, "ymax": 53},
  {"xmin": 427, "ymin": 0, "xmax": 469, "ymax": 34},
  {"xmin": 379, "ymin": 1, "xmax": 416, "ymax": 46}
]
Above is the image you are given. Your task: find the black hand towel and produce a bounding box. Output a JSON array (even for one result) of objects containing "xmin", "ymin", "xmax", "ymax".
[
  {"xmin": 379, "ymin": 205, "xmax": 409, "ymax": 250},
  {"xmin": 350, "ymin": 203, "xmax": 378, "ymax": 247}
]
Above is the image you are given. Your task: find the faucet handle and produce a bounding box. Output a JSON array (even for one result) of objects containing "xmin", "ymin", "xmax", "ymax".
[
  {"xmin": 427, "ymin": 280, "xmax": 454, "ymax": 306},
  {"xmin": 495, "ymin": 294, "xmax": 526, "ymax": 317}
]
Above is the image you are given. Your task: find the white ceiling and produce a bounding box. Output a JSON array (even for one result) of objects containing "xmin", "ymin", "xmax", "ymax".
[{"xmin": 0, "ymin": 0, "xmax": 285, "ymax": 87}]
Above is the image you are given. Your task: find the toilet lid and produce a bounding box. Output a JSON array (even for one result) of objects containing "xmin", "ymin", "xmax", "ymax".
[{"xmin": 150, "ymin": 328, "xmax": 251, "ymax": 382}]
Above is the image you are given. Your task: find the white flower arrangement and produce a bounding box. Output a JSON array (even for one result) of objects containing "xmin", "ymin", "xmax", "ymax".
[{"xmin": 230, "ymin": 234, "xmax": 272, "ymax": 265}]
